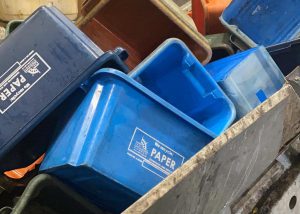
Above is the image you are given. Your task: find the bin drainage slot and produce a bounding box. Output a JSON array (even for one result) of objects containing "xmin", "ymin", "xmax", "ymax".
[{"xmin": 289, "ymin": 195, "xmax": 297, "ymax": 210}]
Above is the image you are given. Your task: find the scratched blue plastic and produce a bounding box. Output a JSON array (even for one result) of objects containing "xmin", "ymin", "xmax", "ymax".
[
  {"xmin": 40, "ymin": 68, "xmax": 215, "ymax": 213},
  {"xmin": 130, "ymin": 39, "xmax": 235, "ymax": 136},
  {"xmin": 221, "ymin": 0, "xmax": 300, "ymax": 46},
  {"xmin": 205, "ymin": 46, "xmax": 285, "ymax": 118}
]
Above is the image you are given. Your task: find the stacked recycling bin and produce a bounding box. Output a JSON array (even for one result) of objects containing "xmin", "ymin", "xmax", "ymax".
[{"xmin": 0, "ymin": 0, "xmax": 299, "ymax": 214}]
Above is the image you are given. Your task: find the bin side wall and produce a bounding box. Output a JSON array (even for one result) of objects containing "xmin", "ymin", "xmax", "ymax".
[
  {"xmin": 283, "ymin": 87, "xmax": 300, "ymax": 144},
  {"xmin": 124, "ymin": 85, "xmax": 300, "ymax": 214}
]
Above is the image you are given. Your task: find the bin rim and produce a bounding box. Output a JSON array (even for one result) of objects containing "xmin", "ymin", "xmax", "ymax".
[
  {"xmin": 12, "ymin": 174, "xmax": 101, "ymax": 214},
  {"xmin": 129, "ymin": 38, "xmax": 184, "ymax": 78},
  {"xmin": 267, "ymin": 38, "xmax": 300, "ymax": 53},
  {"xmin": 129, "ymin": 38, "xmax": 236, "ymax": 136},
  {"xmin": 90, "ymin": 68, "xmax": 217, "ymax": 138}
]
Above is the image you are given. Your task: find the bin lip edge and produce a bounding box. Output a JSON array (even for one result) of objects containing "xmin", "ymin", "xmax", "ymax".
[
  {"xmin": 129, "ymin": 38, "xmax": 236, "ymax": 135},
  {"xmin": 13, "ymin": 173, "xmax": 102, "ymax": 213},
  {"xmin": 267, "ymin": 38, "xmax": 300, "ymax": 52},
  {"xmin": 92, "ymin": 68, "xmax": 217, "ymax": 138},
  {"xmin": 219, "ymin": 16, "xmax": 257, "ymax": 47},
  {"xmin": 154, "ymin": 0, "xmax": 212, "ymax": 64}
]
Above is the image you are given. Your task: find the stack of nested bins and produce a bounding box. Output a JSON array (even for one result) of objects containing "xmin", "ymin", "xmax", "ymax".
[{"xmin": 0, "ymin": 0, "xmax": 296, "ymax": 213}]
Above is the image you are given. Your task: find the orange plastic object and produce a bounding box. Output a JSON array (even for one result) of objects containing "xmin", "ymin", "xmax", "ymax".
[
  {"xmin": 192, "ymin": 0, "xmax": 232, "ymax": 35},
  {"xmin": 4, "ymin": 154, "xmax": 45, "ymax": 179}
]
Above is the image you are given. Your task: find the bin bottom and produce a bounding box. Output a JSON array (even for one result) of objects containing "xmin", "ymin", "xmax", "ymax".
[{"xmin": 47, "ymin": 166, "xmax": 141, "ymax": 213}]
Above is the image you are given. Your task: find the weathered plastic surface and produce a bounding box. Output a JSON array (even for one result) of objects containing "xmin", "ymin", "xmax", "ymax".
[
  {"xmin": 286, "ymin": 67, "xmax": 300, "ymax": 96},
  {"xmin": 124, "ymin": 84, "xmax": 300, "ymax": 214},
  {"xmin": 130, "ymin": 39, "xmax": 235, "ymax": 136},
  {"xmin": 268, "ymin": 39, "xmax": 300, "ymax": 76},
  {"xmin": 206, "ymin": 46, "xmax": 285, "ymax": 118},
  {"xmin": 77, "ymin": 0, "xmax": 212, "ymax": 69},
  {"xmin": 282, "ymin": 67, "xmax": 300, "ymax": 147},
  {"xmin": 221, "ymin": 0, "xmax": 300, "ymax": 47},
  {"xmin": 192, "ymin": 0, "xmax": 231, "ymax": 35},
  {"xmin": 40, "ymin": 68, "xmax": 215, "ymax": 213},
  {"xmin": 0, "ymin": 46, "xmax": 129, "ymax": 173},
  {"xmin": 0, "ymin": 6, "xmax": 129, "ymax": 172},
  {"xmin": 0, "ymin": 0, "xmax": 81, "ymax": 21},
  {"xmin": 11, "ymin": 174, "xmax": 103, "ymax": 214}
]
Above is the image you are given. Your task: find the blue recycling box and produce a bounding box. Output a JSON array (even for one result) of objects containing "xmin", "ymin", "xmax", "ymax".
[
  {"xmin": 205, "ymin": 46, "xmax": 285, "ymax": 119},
  {"xmin": 221, "ymin": 0, "xmax": 300, "ymax": 47},
  {"xmin": 40, "ymin": 68, "xmax": 215, "ymax": 213},
  {"xmin": 0, "ymin": 6, "xmax": 129, "ymax": 172},
  {"xmin": 130, "ymin": 39, "xmax": 235, "ymax": 136}
]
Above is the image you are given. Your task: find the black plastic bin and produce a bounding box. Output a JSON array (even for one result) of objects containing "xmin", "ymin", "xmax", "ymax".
[
  {"xmin": 9, "ymin": 174, "xmax": 104, "ymax": 214},
  {"xmin": 267, "ymin": 39, "xmax": 300, "ymax": 76}
]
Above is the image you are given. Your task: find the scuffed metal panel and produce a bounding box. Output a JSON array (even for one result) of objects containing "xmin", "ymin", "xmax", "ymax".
[
  {"xmin": 232, "ymin": 133, "xmax": 300, "ymax": 214},
  {"xmin": 286, "ymin": 67, "xmax": 300, "ymax": 96},
  {"xmin": 232, "ymin": 161, "xmax": 285, "ymax": 214},
  {"xmin": 268, "ymin": 164, "xmax": 300, "ymax": 214},
  {"xmin": 124, "ymin": 85, "xmax": 300, "ymax": 214},
  {"xmin": 283, "ymin": 68, "xmax": 300, "ymax": 144}
]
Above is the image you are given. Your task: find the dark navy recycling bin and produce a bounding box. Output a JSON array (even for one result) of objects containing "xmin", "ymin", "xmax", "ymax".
[
  {"xmin": 1, "ymin": 46, "xmax": 129, "ymax": 172},
  {"xmin": 221, "ymin": 0, "xmax": 300, "ymax": 47},
  {"xmin": 205, "ymin": 46, "xmax": 285, "ymax": 119},
  {"xmin": 40, "ymin": 68, "xmax": 215, "ymax": 213},
  {"xmin": 267, "ymin": 39, "xmax": 300, "ymax": 76},
  {"xmin": 0, "ymin": 6, "xmax": 128, "ymax": 172},
  {"xmin": 129, "ymin": 39, "xmax": 235, "ymax": 136}
]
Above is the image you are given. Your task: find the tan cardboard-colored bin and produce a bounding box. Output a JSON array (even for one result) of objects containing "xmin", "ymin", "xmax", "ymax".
[
  {"xmin": 77, "ymin": 0, "xmax": 212, "ymax": 69},
  {"xmin": 0, "ymin": 0, "xmax": 81, "ymax": 21}
]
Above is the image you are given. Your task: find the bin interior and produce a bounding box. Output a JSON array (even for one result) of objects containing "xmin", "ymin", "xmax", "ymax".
[
  {"xmin": 80, "ymin": 0, "xmax": 210, "ymax": 68},
  {"xmin": 206, "ymin": 47, "xmax": 285, "ymax": 118},
  {"xmin": 268, "ymin": 39, "xmax": 300, "ymax": 76},
  {"xmin": 130, "ymin": 40, "xmax": 235, "ymax": 136}
]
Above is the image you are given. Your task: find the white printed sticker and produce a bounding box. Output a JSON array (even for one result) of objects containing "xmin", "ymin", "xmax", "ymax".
[
  {"xmin": 0, "ymin": 51, "xmax": 51, "ymax": 114},
  {"xmin": 127, "ymin": 128, "xmax": 185, "ymax": 179}
]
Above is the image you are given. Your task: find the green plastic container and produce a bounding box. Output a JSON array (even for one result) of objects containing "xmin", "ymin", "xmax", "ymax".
[{"xmin": 11, "ymin": 174, "xmax": 103, "ymax": 214}]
